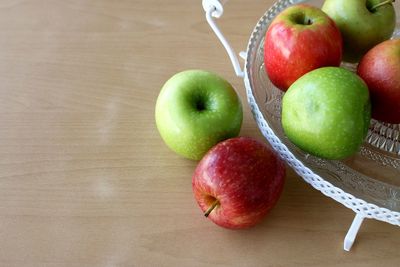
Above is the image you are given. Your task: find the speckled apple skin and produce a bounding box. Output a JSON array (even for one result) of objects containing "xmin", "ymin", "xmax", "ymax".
[
  {"xmin": 282, "ymin": 67, "xmax": 371, "ymax": 160},
  {"xmin": 322, "ymin": 0, "xmax": 396, "ymax": 62},
  {"xmin": 357, "ymin": 39, "xmax": 400, "ymax": 124},
  {"xmin": 155, "ymin": 70, "xmax": 243, "ymax": 160},
  {"xmin": 192, "ymin": 137, "xmax": 285, "ymax": 229},
  {"xmin": 264, "ymin": 4, "xmax": 343, "ymax": 91}
]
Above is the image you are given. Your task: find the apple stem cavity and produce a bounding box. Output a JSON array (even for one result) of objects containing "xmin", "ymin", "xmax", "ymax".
[
  {"xmin": 370, "ymin": 0, "xmax": 395, "ymax": 12},
  {"xmin": 195, "ymin": 100, "xmax": 206, "ymax": 111},
  {"xmin": 292, "ymin": 13, "xmax": 313, "ymax": 26},
  {"xmin": 204, "ymin": 199, "xmax": 220, "ymax": 217}
]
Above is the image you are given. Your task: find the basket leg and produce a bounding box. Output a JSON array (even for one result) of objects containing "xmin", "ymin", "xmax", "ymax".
[
  {"xmin": 203, "ymin": 0, "xmax": 245, "ymax": 78},
  {"xmin": 344, "ymin": 213, "xmax": 365, "ymax": 251}
]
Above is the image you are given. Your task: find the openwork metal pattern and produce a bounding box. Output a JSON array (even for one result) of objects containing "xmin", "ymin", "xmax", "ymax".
[{"xmin": 244, "ymin": 0, "xmax": 400, "ymax": 226}]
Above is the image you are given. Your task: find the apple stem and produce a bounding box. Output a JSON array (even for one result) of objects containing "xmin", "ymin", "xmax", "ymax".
[
  {"xmin": 204, "ymin": 199, "xmax": 220, "ymax": 217},
  {"xmin": 370, "ymin": 0, "xmax": 394, "ymax": 11}
]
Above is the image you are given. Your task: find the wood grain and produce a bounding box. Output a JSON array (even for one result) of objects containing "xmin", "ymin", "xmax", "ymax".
[{"xmin": 0, "ymin": 0, "xmax": 399, "ymax": 266}]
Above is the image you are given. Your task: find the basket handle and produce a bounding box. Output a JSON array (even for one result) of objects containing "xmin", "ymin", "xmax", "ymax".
[{"xmin": 202, "ymin": 0, "xmax": 245, "ymax": 78}]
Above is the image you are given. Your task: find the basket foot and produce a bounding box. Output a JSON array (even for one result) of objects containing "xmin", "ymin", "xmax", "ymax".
[{"xmin": 344, "ymin": 213, "xmax": 365, "ymax": 251}]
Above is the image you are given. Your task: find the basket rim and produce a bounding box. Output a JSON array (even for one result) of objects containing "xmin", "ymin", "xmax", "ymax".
[{"xmin": 243, "ymin": 0, "xmax": 400, "ymax": 226}]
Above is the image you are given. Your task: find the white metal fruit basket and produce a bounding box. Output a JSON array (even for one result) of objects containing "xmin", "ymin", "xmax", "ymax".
[{"xmin": 202, "ymin": 0, "xmax": 400, "ymax": 251}]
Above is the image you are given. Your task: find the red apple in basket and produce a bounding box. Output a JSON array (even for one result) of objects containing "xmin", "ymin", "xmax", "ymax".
[
  {"xmin": 192, "ymin": 137, "xmax": 285, "ymax": 229},
  {"xmin": 357, "ymin": 39, "xmax": 400, "ymax": 124},
  {"xmin": 264, "ymin": 4, "xmax": 342, "ymax": 91}
]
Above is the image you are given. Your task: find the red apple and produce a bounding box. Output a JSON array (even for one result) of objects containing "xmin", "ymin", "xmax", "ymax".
[
  {"xmin": 357, "ymin": 39, "xmax": 400, "ymax": 124},
  {"xmin": 192, "ymin": 137, "xmax": 285, "ymax": 229},
  {"xmin": 264, "ymin": 4, "xmax": 342, "ymax": 91}
]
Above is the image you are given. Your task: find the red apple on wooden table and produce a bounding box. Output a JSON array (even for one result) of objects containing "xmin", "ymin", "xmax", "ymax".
[
  {"xmin": 357, "ymin": 39, "xmax": 400, "ymax": 124},
  {"xmin": 192, "ymin": 137, "xmax": 285, "ymax": 229},
  {"xmin": 264, "ymin": 4, "xmax": 343, "ymax": 91}
]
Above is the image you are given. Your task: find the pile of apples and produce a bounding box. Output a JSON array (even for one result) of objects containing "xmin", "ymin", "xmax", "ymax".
[
  {"xmin": 264, "ymin": 0, "xmax": 398, "ymax": 160},
  {"xmin": 154, "ymin": 0, "xmax": 399, "ymax": 230}
]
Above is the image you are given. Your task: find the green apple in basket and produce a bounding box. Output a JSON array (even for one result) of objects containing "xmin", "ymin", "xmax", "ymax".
[
  {"xmin": 322, "ymin": 0, "xmax": 396, "ymax": 62},
  {"xmin": 281, "ymin": 67, "xmax": 371, "ymax": 160}
]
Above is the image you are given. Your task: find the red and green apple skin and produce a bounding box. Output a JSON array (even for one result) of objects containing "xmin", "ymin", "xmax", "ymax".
[
  {"xmin": 192, "ymin": 137, "xmax": 285, "ymax": 229},
  {"xmin": 322, "ymin": 0, "xmax": 396, "ymax": 62},
  {"xmin": 264, "ymin": 4, "xmax": 342, "ymax": 91},
  {"xmin": 357, "ymin": 39, "xmax": 400, "ymax": 124}
]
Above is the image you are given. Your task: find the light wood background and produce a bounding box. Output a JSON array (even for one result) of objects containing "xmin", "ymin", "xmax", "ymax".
[{"xmin": 0, "ymin": 0, "xmax": 399, "ymax": 266}]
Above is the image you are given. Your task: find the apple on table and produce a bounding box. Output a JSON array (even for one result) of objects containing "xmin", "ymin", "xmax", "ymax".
[
  {"xmin": 322, "ymin": 0, "xmax": 396, "ymax": 62},
  {"xmin": 358, "ymin": 39, "xmax": 400, "ymax": 124},
  {"xmin": 192, "ymin": 137, "xmax": 285, "ymax": 229},
  {"xmin": 155, "ymin": 70, "xmax": 243, "ymax": 160},
  {"xmin": 264, "ymin": 4, "xmax": 343, "ymax": 91}
]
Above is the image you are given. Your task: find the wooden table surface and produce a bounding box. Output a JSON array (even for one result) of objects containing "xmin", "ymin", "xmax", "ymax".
[{"xmin": 0, "ymin": 0, "xmax": 400, "ymax": 266}]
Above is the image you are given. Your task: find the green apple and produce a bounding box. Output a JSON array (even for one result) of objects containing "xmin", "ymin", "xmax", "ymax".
[
  {"xmin": 282, "ymin": 67, "xmax": 371, "ymax": 160},
  {"xmin": 155, "ymin": 70, "xmax": 243, "ymax": 160},
  {"xmin": 322, "ymin": 0, "xmax": 396, "ymax": 62}
]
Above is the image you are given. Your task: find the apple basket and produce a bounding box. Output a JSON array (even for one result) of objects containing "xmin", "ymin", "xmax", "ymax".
[{"xmin": 202, "ymin": 0, "xmax": 400, "ymax": 251}]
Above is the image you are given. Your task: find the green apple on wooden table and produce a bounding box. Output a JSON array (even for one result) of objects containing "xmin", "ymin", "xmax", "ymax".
[
  {"xmin": 322, "ymin": 0, "xmax": 396, "ymax": 62},
  {"xmin": 264, "ymin": 4, "xmax": 343, "ymax": 91},
  {"xmin": 357, "ymin": 39, "xmax": 400, "ymax": 124},
  {"xmin": 155, "ymin": 70, "xmax": 243, "ymax": 160},
  {"xmin": 281, "ymin": 67, "xmax": 371, "ymax": 160}
]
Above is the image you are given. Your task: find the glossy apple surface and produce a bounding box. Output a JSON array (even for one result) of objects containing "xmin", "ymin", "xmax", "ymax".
[
  {"xmin": 322, "ymin": 0, "xmax": 396, "ymax": 62},
  {"xmin": 358, "ymin": 39, "xmax": 400, "ymax": 124},
  {"xmin": 192, "ymin": 137, "xmax": 285, "ymax": 229},
  {"xmin": 264, "ymin": 4, "xmax": 342, "ymax": 91},
  {"xmin": 282, "ymin": 67, "xmax": 371, "ymax": 160},
  {"xmin": 155, "ymin": 70, "xmax": 243, "ymax": 160}
]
